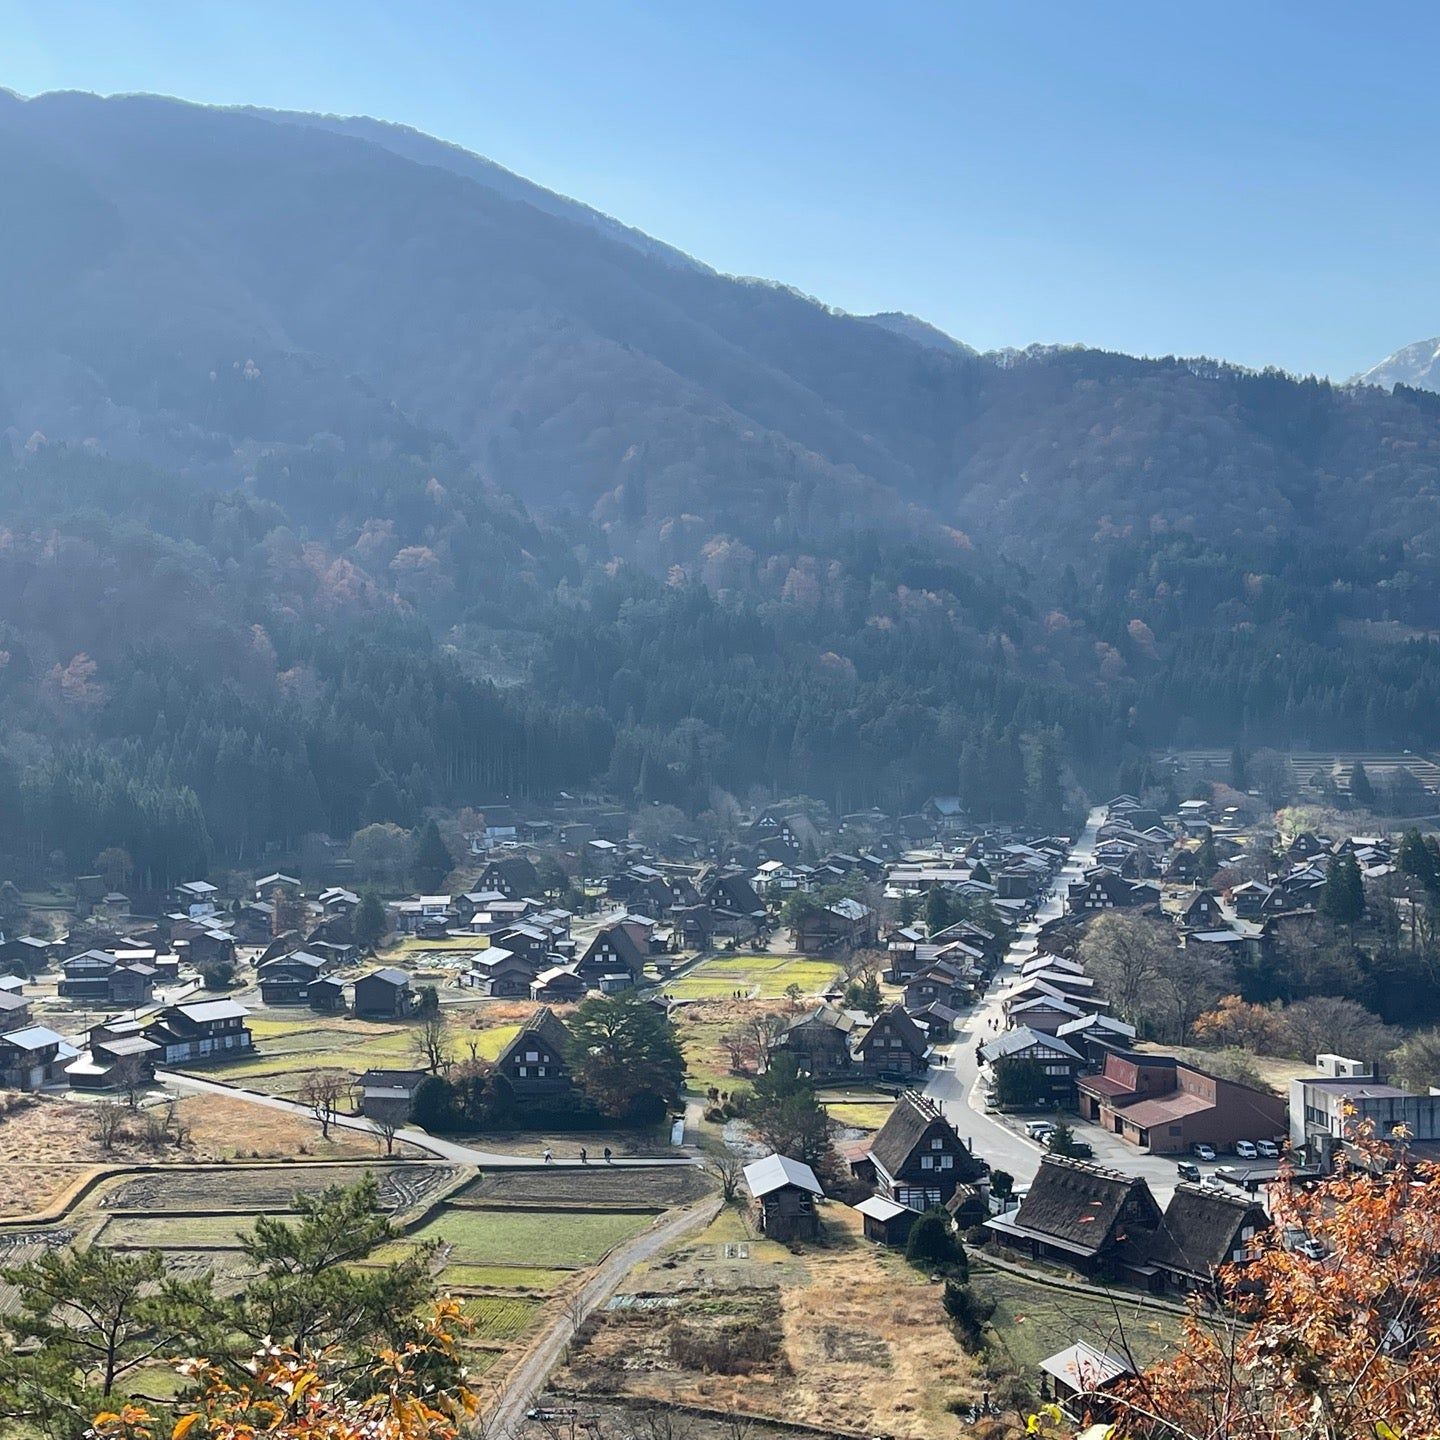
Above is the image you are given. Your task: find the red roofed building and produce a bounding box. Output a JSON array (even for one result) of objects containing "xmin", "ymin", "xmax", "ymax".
[{"xmin": 1076, "ymin": 1050, "xmax": 1286, "ymax": 1155}]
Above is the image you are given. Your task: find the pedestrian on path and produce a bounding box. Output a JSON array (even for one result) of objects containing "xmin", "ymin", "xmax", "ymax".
[
  {"xmin": 543, "ymin": 1147, "xmax": 553, "ymax": 1164},
  {"xmin": 603, "ymin": 1146, "xmax": 613, "ymax": 1164},
  {"xmin": 580, "ymin": 1146, "xmax": 588, "ymax": 1164}
]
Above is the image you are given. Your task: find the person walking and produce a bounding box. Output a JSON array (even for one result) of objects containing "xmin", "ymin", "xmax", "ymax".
[
  {"xmin": 603, "ymin": 1146, "xmax": 613, "ymax": 1164},
  {"xmin": 579, "ymin": 1146, "xmax": 588, "ymax": 1164},
  {"xmin": 543, "ymin": 1146, "xmax": 553, "ymax": 1164}
]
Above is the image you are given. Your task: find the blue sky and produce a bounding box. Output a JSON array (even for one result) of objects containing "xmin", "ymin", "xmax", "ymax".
[{"xmin": 3, "ymin": 0, "xmax": 1435, "ymax": 377}]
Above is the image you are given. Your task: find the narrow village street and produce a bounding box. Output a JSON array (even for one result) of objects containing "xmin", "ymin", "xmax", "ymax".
[{"xmin": 923, "ymin": 806, "xmax": 1187, "ymax": 1206}]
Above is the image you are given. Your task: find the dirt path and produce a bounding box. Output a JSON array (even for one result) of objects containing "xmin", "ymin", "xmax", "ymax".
[{"xmin": 486, "ymin": 1194, "xmax": 724, "ymax": 1438}]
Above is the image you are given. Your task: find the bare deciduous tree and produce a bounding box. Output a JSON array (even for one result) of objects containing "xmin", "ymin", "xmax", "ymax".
[
  {"xmin": 710, "ymin": 1153, "xmax": 745, "ymax": 1202},
  {"xmin": 743, "ymin": 1011, "xmax": 787, "ymax": 1071},
  {"xmin": 94, "ymin": 1099, "xmax": 126, "ymax": 1151},
  {"xmin": 370, "ymin": 1111, "xmax": 402, "ymax": 1156},
  {"xmin": 412, "ymin": 1011, "xmax": 452, "ymax": 1075},
  {"xmin": 1080, "ymin": 912, "xmax": 1171, "ymax": 1028},
  {"xmin": 112, "ymin": 1053, "xmax": 150, "ymax": 1111},
  {"xmin": 299, "ymin": 1069, "xmax": 349, "ymax": 1139}
]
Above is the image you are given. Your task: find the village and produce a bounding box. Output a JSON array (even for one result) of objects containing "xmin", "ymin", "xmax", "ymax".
[{"xmin": 3, "ymin": 752, "xmax": 1440, "ymax": 1436}]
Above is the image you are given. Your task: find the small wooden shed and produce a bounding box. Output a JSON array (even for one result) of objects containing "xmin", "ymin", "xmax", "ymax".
[
  {"xmin": 743, "ymin": 1154, "xmax": 824, "ymax": 1241},
  {"xmin": 854, "ymin": 1194, "xmax": 919, "ymax": 1247}
]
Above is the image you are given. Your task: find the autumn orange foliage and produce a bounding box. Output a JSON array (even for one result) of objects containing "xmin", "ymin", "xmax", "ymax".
[
  {"xmin": 89, "ymin": 1303, "xmax": 477, "ymax": 1440},
  {"xmin": 1113, "ymin": 1125, "xmax": 1440, "ymax": 1439}
]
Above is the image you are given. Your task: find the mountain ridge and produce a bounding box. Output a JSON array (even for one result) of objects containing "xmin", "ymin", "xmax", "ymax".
[{"xmin": 1353, "ymin": 336, "xmax": 1440, "ymax": 393}]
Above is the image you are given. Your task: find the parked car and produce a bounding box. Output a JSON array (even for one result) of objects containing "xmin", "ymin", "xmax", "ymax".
[
  {"xmin": 1025, "ymin": 1120, "xmax": 1056, "ymax": 1140},
  {"xmin": 1256, "ymin": 1139, "xmax": 1281, "ymax": 1159},
  {"xmin": 1176, "ymin": 1160, "xmax": 1202, "ymax": 1183},
  {"xmin": 1283, "ymin": 1228, "xmax": 1327, "ymax": 1261},
  {"xmin": 1235, "ymin": 1140, "xmax": 1259, "ymax": 1160},
  {"xmin": 1191, "ymin": 1142, "xmax": 1218, "ymax": 1162}
]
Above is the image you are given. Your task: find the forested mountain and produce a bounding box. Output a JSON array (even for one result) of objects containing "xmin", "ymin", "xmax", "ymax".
[
  {"xmin": 4, "ymin": 88, "xmax": 1440, "ymax": 878},
  {"xmin": 1353, "ymin": 337, "xmax": 1440, "ymax": 393}
]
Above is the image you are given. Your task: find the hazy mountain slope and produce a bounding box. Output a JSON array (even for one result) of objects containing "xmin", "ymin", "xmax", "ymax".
[
  {"xmin": 3, "ymin": 89, "xmax": 1440, "ymax": 611},
  {"xmin": 235, "ymin": 106, "xmax": 708, "ymax": 274},
  {"xmin": 860, "ymin": 311, "xmax": 978, "ymax": 356},
  {"xmin": 1352, "ymin": 337, "xmax": 1440, "ymax": 393},
  {"xmin": 0, "ymin": 89, "xmax": 985, "ymax": 573}
]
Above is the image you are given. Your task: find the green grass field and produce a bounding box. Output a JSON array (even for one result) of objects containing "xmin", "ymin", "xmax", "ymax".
[
  {"xmin": 200, "ymin": 1019, "xmax": 518, "ymax": 1096},
  {"xmin": 385, "ymin": 1207, "xmax": 649, "ymax": 1268},
  {"xmin": 823, "ymin": 1101, "xmax": 893, "ymax": 1130},
  {"xmin": 664, "ymin": 952, "xmax": 840, "ymax": 1001}
]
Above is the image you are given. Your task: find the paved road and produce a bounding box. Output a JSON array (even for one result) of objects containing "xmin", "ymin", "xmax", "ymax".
[
  {"xmin": 157, "ymin": 1069, "xmax": 698, "ymax": 1171},
  {"xmin": 487, "ymin": 1195, "xmax": 724, "ymax": 1438},
  {"xmin": 921, "ymin": 807, "xmax": 1190, "ymax": 1207}
]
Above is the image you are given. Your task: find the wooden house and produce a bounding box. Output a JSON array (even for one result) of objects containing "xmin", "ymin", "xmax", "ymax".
[
  {"xmin": 985, "ymin": 1156, "xmax": 1163, "ymax": 1281},
  {"xmin": 776, "ymin": 1003, "xmax": 856, "ymax": 1080},
  {"xmin": 701, "ymin": 870, "xmax": 768, "ymax": 938},
  {"xmin": 855, "ymin": 1090, "xmax": 987, "ymax": 1211},
  {"xmin": 794, "ymin": 898, "xmax": 876, "ymax": 954},
  {"xmin": 0, "ymin": 1024, "xmax": 71, "ymax": 1089},
  {"xmin": 0, "ymin": 990, "xmax": 31, "ymax": 1030},
  {"xmin": 743, "ymin": 1153, "xmax": 823, "ymax": 1241},
  {"xmin": 1144, "ymin": 1184, "xmax": 1270, "ymax": 1293},
  {"xmin": 854, "ymin": 1194, "xmax": 918, "ymax": 1246},
  {"xmin": 475, "ymin": 856, "xmax": 542, "ymax": 900},
  {"xmin": 902, "ymin": 961, "xmax": 971, "ymax": 1014},
  {"xmin": 67, "ymin": 1027, "xmax": 162, "ymax": 1091},
  {"xmin": 356, "ymin": 1067, "xmax": 426, "ymax": 1121},
  {"xmin": 979, "ymin": 1025, "xmax": 1084, "ymax": 1106},
  {"xmin": 257, "ymin": 951, "xmax": 326, "ymax": 1005},
  {"xmin": 461, "ymin": 947, "xmax": 533, "ymax": 997},
  {"xmin": 0, "ymin": 936, "xmax": 53, "ymax": 975},
  {"xmin": 1038, "ymin": 1342, "xmax": 1134, "ymax": 1422},
  {"xmin": 140, "ymin": 999, "xmax": 253, "ymax": 1065},
  {"xmin": 353, "ymin": 967, "xmax": 415, "ymax": 1019},
  {"xmin": 576, "ymin": 923, "xmax": 649, "ymax": 989},
  {"xmin": 495, "ymin": 1007, "xmax": 574, "ymax": 1098},
  {"xmin": 531, "ymin": 965, "xmax": 587, "ymax": 1004},
  {"xmin": 307, "ymin": 975, "xmax": 348, "ymax": 1013},
  {"xmin": 852, "ymin": 1006, "xmax": 930, "ymax": 1079}
]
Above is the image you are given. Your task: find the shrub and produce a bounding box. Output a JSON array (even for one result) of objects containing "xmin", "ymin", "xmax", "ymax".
[
  {"xmin": 942, "ymin": 1279, "xmax": 996, "ymax": 1352},
  {"xmin": 905, "ymin": 1209, "xmax": 965, "ymax": 1272}
]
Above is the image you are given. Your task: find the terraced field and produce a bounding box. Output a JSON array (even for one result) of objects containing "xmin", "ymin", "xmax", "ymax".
[
  {"xmin": 101, "ymin": 1162, "xmax": 457, "ymax": 1215},
  {"xmin": 97, "ymin": 1213, "xmax": 255, "ymax": 1249},
  {"xmin": 0, "ymin": 1229, "xmax": 73, "ymax": 1318}
]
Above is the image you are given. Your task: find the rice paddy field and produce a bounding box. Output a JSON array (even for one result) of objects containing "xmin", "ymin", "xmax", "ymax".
[
  {"xmin": 977, "ymin": 1262, "xmax": 1182, "ymax": 1374},
  {"xmin": 453, "ymin": 1165, "xmax": 710, "ymax": 1210},
  {"xmin": 456, "ymin": 1293, "xmax": 544, "ymax": 1343},
  {"xmin": 101, "ymin": 1162, "xmax": 457, "ymax": 1215},
  {"xmin": 96, "ymin": 1212, "xmax": 254, "ymax": 1249}
]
